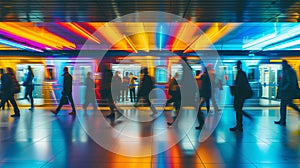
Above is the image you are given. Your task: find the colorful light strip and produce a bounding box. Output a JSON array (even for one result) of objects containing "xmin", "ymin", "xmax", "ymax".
[
  {"xmin": 0, "ymin": 23, "xmax": 75, "ymax": 50},
  {"xmin": 184, "ymin": 23, "xmax": 237, "ymax": 53},
  {"xmin": 243, "ymin": 24, "xmax": 300, "ymax": 50},
  {"xmin": 263, "ymin": 37, "xmax": 300, "ymax": 50},
  {"xmin": 123, "ymin": 35, "xmax": 137, "ymax": 53},
  {"xmin": 0, "ymin": 38, "xmax": 43, "ymax": 52},
  {"xmin": 66, "ymin": 23, "xmax": 101, "ymax": 44},
  {"xmin": 5, "ymin": 22, "xmax": 75, "ymax": 49}
]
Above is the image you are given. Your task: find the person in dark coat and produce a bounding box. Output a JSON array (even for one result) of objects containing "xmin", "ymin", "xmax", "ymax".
[
  {"xmin": 195, "ymin": 68, "xmax": 211, "ymax": 130},
  {"xmin": 101, "ymin": 65, "xmax": 122, "ymax": 121},
  {"xmin": 0, "ymin": 68, "xmax": 10, "ymax": 110},
  {"xmin": 138, "ymin": 68, "xmax": 157, "ymax": 115},
  {"xmin": 23, "ymin": 65, "xmax": 34, "ymax": 110},
  {"xmin": 166, "ymin": 72, "xmax": 181, "ymax": 126},
  {"xmin": 230, "ymin": 60, "xmax": 252, "ymax": 131},
  {"xmin": 275, "ymin": 60, "xmax": 300, "ymax": 125},
  {"xmin": 0, "ymin": 67, "xmax": 20, "ymax": 117},
  {"xmin": 82, "ymin": 72, "xmax": 97, "ymax": 111},
  {"xmin": 51, "ymin": 67, "xmax": 76, "ymax": 115}
]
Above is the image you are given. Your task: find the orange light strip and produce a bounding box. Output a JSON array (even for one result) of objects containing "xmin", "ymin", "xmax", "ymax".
[
  {"xmin": 8, "ymin": 22, "xmax": 75, "ymax": 49},
  {"xmin": 67, "ymin": 23, "xmax": 101, "ymax": 44},
  {"xmin": 0, "ymin": 23, "xmax": 75, "ymax": 50},
  {"xmin": 123, "ymin": 35, "xmax": 137, "ymax": 53}
]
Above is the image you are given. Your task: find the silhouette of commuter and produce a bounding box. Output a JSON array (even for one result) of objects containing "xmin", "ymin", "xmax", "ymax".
[
  {"xmin": 138, "ymin": 68, "xmax": 157, "ymax": 115},
  {"xmin": 0, "ymin": 67, "xmax": 20, "ymax": 117},
  {"xmin": 128, "ymin": 72, "xmax": 137, "ymax": 102},
  {"xmin": 122, "ymin": 72, "xmax": 130, "ymax": 102},
  {"xmin": 23, "ymin": 65, "xmax": 34, "ymax": 110},
  {"xmin": 0, "ymin": 68, "xmax": 10, "ymax": 110},
  {"xmin": 199, "ymin": 67, "xmax": 211, "ymax": 113},
  {"xmin": 207, "ymin": 64, "xmax": 220, "ymax": 112},
  {"xmin": 166, "ymin": 72, "xmax": 181, "ymax": 126},
  {"xmin": 51, "ymin": 67, "xmax": 76, "ymax": 115},
  {"xmin": 112, "ymin": 71, "xmax": 122, "ymax": 102},
  {"xmin": 230, "ymin": 60, "xmax": 253, "ymax": 131},
  {"xmin": 275, "ymin": 60, "xmax": 300, "ymax": 125},
  {"xmin": 195, "ymin": 68, "xmax": 211, "ymax": 130},
  {"xmin": 101, "ymin": 65, "xmax": 121, "ymax": 120},
  {"xmin": 82, "ymin": 72, "xmax": 97, "ymax": 111}
]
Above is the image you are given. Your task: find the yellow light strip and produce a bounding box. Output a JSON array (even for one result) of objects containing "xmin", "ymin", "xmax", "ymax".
[
  {"xmin": 67, "ymin": 23, "xmax": 101, "ymax": 44},
  {"xmin": 184, "ymin": 23, "xmax": 238, "ymax": 53},
  {"xmin": 123, "ymin": 35, "xmax": 137, "ymax": 53},
  {"xmin": 0, "ymin": 23, "xmax": 76, "ymax": 50}
]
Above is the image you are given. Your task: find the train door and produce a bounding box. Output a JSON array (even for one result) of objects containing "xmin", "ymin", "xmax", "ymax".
[
  {"xmin": 16, "ymin": 64, "xmax": 45, "ymax": 106},
  {"xmin": 259, "ymin": 64, "xmax": 281, "ymax": 106}
]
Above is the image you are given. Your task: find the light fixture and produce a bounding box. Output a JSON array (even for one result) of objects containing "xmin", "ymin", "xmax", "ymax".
[
  {"xmin": 0, "ymin": 38, "xmax": 43, "ymax": 52},
  {"xmin": 263, "ymin": 37, "xmax": 300, "ymax": 50}
]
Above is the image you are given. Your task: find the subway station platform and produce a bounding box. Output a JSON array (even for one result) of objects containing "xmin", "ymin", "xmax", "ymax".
[{"xmin": 0, "ymin": 105, "xmax": 300, "ymax": 168}]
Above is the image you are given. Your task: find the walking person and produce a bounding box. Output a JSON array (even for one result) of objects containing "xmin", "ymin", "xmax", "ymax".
[
  {"xmin": 229, "ymin": 60, "xmax": 253, "ymax": 131},
  {"xmin": 275, "ymin": 60, "xmax": 300, "ymax": 125},
  {"xmin": 195, "ymin": 68, "xmax": 211, "ymax": 130},
  {"xmin": 207, "ymin": 64, "xmax": 220, "ymax": 112},
  {"xmin": 0, "ymin": 68, "xmax": 10, "ymax": 110},
  {"xmin": 112, "ymin": 71, "xmax": 122, "ymax": 102},
  {"xmin": 122, "ymin": 72, "xmax": 130, "ymax": 102},
  {"xmin": 128, "ymin": 72, "xmax": 138, "ymax": 102},
  {"xmin": 138, "ymin": 68, "xmax": 157, "ymax": 115},
  {"xmin": 23, "ymin": 65, "xmax": 34, "ymax": 110},
  {"xmin": 82, "ymin": 72, "xmax": 97, "ymax": 111},
  {"xmin": 101, "ymin": 65, "xmax": 121, "ymax": 121},
  {"xmin": 166, "ymin": 72, "xmax": 181, "ymax": 126},
  {"xmin": 50, "ymin": 67, "xmax": 76, "ymax": 115},
  {"xmin": 0, "ymin": 67, "xmax": 20, "ymax": 117}
]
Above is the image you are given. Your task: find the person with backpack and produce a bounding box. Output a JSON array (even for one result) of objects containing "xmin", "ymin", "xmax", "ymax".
[
  {"xmin": 229, "ymin": 60, "xmax": 253, "ymax": 132},
  {"xmin": 0, "ymin": 67, "xmax": 20, "ymax": 117}
]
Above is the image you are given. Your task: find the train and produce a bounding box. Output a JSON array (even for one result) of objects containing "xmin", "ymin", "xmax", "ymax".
[{"xmin": 1, "ymin": 55, "xmax": 300, "ymax": 108}]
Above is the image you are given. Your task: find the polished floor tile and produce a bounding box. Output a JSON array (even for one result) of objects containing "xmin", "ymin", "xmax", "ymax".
[{"xmin": 0, "ymin": 106, "xmax": 299, "ymax": 168}]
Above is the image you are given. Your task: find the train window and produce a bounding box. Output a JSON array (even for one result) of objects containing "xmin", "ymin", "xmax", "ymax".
[
  {"xmin": 155, "ymin": 66, "xmax": 168, "ymax": 83},
  {"xmin": 248, "ymin": 68, "xmax": 255, "ymax": 81},
  {"xmin": 45, "ymin": 65, "xmax": 56, "ymax": 81}
]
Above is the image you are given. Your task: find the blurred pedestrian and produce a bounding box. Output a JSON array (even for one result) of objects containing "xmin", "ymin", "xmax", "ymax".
[
  {"xmin": 166, "ymin": 72, "xmax": 181, "ymax": 126},
  {"xmin": 230, "ymin": 60, "xmax": 253, "ymax": 131},
  {"xmin": 275, "ymin": 60, "xmax": 300, "ymax": 126},
  {"xmin": 50, "ymin": 67, "xmax": 76, "ymax": 115},
  {"xmin": 82, "ymin": 72, "xmax": 97, "ymax": 111},
  {"xmin": 112, "ymin": 71, "xmax": 122, "ymax": 102},
  {"xmin": 129, "ymin": 72, "xmax": 138, "ymax": 102},
  {"xmin": 0, "ymin": 67, "xmax": 20, "ymax": 117},
  {"xmin": 23, "ymin": 65, "xmax": 34, "ymax": 110},
  {"xmin": 0, "ymin": 68, "xmax": 10, "ymax": 110}
]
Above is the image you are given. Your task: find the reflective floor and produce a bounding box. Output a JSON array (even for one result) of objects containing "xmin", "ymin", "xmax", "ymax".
[{"xmin": 0, "ymin": 105, "xmax": 300, "ymax": 168}]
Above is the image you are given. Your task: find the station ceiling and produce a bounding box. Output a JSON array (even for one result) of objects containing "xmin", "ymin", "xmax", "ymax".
[
  {"xmin": 0, "ymin": 0, "xmax": 299, "ymax": 22},
  {"xmin": 0, "ymin": 1, "xmax": 299, "ymax": 56}
]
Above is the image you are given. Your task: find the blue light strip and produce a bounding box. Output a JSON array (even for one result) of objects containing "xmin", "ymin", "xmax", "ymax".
[
  {"xmin": 263, "ymin": 37, "xmax": 300, "ymax": 50},
  {"xmin": 243, "ymin": 24, "xmax": 300, "ymax": 50},
  {"xmin": 159, "ymin": 25, "xmax": 163, "ymax": 51},
  {"xmin": 0, "ymin": 38, "xmax": 43, "ymax": 52}
]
